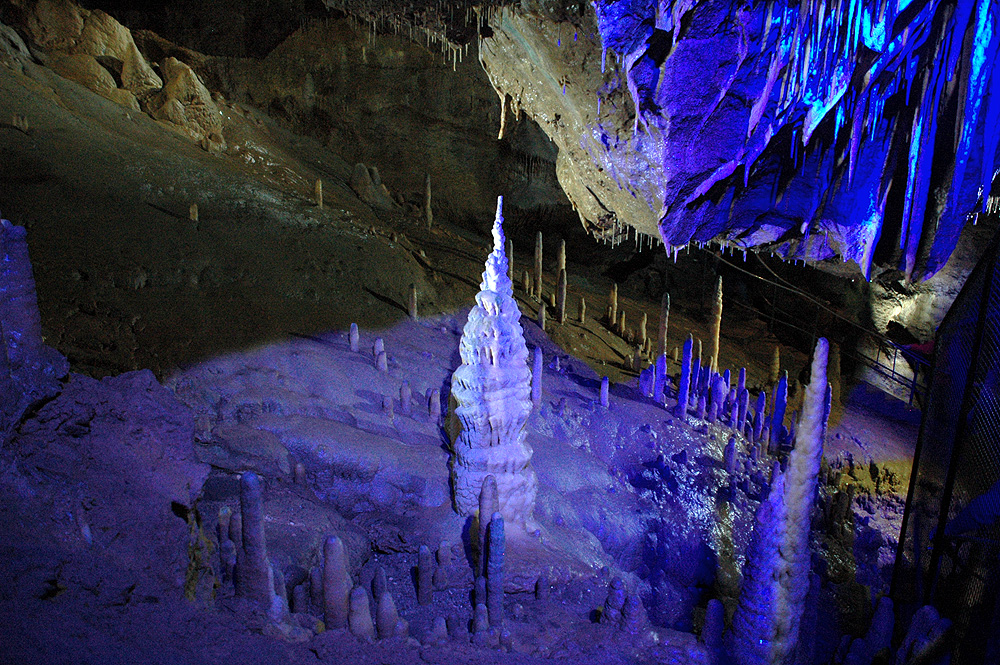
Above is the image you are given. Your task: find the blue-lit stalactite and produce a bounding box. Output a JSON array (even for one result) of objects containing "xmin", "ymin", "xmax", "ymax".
[{"xmin": 590, "ymin": 0, "xmax": 1000, "ymax": 281}]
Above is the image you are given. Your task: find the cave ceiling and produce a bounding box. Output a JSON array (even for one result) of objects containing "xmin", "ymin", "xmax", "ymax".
[{"xmin": 329, "ymin": 0, "xmax": 999, "ymax": 283}]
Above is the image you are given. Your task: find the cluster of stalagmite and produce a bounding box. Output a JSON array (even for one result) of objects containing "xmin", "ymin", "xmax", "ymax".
[{"xmin": 450, "ymin": 196, "xmax": 537, "ymax": 524}]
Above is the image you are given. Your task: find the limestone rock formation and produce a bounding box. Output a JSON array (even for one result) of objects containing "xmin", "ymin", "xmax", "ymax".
[
  {"xmin": 10, "ymin": 0, "xmax": 162, "ymax": 100},
  {"xmin": 7, "ymin": 0, "xmax": 225, "ymax": 151},
  {"xmin": 47, "ymin": 51, "xmax": 140, "ymax": 109},
  {"xmin": 479, "ymin": 1, "xmax": 999, "ymax": 282},
  {"xmin": 349, "ymin": 163, "xmax": 398, "ymax": 210},
  {"xmin": 450, "ymin": 196, "xmax": 537, "ymax": 524},
  {"xmin": 1, "ymin": 218, "xmax": 68, "ymax": 445},
  {"xmin": 146, "ymin": 57, "xmax": 225, "ymax": 152}
]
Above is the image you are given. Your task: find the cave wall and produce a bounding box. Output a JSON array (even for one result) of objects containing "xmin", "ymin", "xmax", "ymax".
[{"xmin": 145, "ymin": 14, "xmax": 575, "ymax": 235}]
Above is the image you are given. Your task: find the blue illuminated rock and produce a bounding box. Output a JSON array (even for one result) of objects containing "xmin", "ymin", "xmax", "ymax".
[{"xmin": 480, "ymin": 1, "xmax": 999, "ymax": 282}]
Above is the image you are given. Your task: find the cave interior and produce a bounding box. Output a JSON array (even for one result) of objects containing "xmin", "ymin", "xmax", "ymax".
[{"xmin": 0, "ymin": 0, "xmax": 999, "ymax": 664}]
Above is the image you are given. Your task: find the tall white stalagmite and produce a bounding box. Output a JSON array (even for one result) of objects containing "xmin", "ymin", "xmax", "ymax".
[
  {"xmin": 557, "ymin": 269, "xmax": 567, "ymax": 323},
  {"xmin": 773, "ymin": 337, "xmax": 828, "ymax": 663},
  {"xmin": 450, "ymin": 197, "xmax": 537, "ymax": 524},
  {"xmin": 658, "ymin": 292, "xmax": 670, "ymax": 357},
  {"xmin": 534, "ymin": 231, "xmax": 543, "ymax": 301},
  {"xmin": 709, "ymin": 275, "xmax": 723, "ymax": 373},
  {"xmin": 770, "ymin": 345, "xmax": 781, "ymax": 386},
  {"xmin": 730, "ymin": 337, "xmax": 828, "ymax": 665}
]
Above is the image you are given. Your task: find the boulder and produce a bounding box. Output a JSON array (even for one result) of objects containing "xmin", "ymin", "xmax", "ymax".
[
  {"xmin": 195, "ymin": 422, "xmax": 292, "ymax": 478},
  {"xmin": 145, "ymin": 56, "xmax": 225, "ymax": 152},
  {"xmin": 47, "ymin": 52, "xmax": 139, "ymax": 109},
  {"xmin": 71, "ymin": 9, "xmax": 161, "ymax": 98},
  {"xmin": 350, "ymin": 163, "xmax": 397, "ymax": 210},
  {"xmin": 11, "ymin": 1, "xmax": 161, "ymax": 98}
]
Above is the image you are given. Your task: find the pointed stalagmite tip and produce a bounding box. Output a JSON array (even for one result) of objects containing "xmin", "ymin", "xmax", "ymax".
[
  {"xmin": 482, "ymin": 195, "xmax": 512, "ymax": 297},
  {"xmin": 493, "ymin": 196, "xmax": 505, "ymax": 252}
]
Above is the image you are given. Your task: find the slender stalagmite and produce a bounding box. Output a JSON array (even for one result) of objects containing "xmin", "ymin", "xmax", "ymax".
[
  {"xmin": 237, "ymin": 472, "xmax": 270, "ymax": 605},
  {"xmin": 349, "ymin": 323, "xmax": 359, "ymax": 352},
  {"xmin": 349, "ymin": 587, "xmax": 375, "ymax": 640},
  {"xmin": 424, "ymin": 173, "xmax": 433, "ymax": 228},
  {"xmin": 638, "ymin": 312, "xmax": 647, "ymax": 348},
  {"xmin": 609, "ymin": 283, "xmax": 618, "ymax": 327},
  {"xmin": 417, "ymin": 545, "xmax": 434, "ymax": 606},
  {"xmin": 774, "ymin": 338, "xmax": 830, "ymax": 663},
  {"xmin": 753, "ymin": 390, "xmax": 767, "ymax": 442},
  {"xmin": 522, "ymin": 270, "xmax": 531, "ymax": 293},
  {"xmin": 373, "ymin": 566, "xmax": 387, "ymax": 601},
  {"xmin": 534, "ymin": 232, "xmax": 543, "ymax": 300},
  {"xmin": 770, "ymin": 345, "xmax": 781, "ymax": 386},
  {"xmin": 600, "ymin": 377, "xmax": 610, "ymax": 407},
  {"xmin": 538, "ymin": 302, "xmax": 546, "ymax": 331},
  {"xmin": 323, "ymin": 536, "xmax": 352, "ymax": 629},
  {"xmin": 709, "ymin": 275, "xmax": 723, "ymax": 373},
  {"xmin": 693, "ymin": 339, "xmax": 703, "ymax": 396},
  {"xmin": 189, "ymin": 203, "xmax": 199, "ymax": 222},
  {"xmin": 408, "ymin": 284, "xmax": 417, "ymax": 319},
  {"xmin": 653, "ymin": 354, "xmax": 667, "ymax": 403},
  {"xmin": 771, "ymin": 371, "xmax": 788, "ymax": 447},
  {"xmin": 557, "ymin": 239, "xmax": 566, "ymax": 273},
  {"xmin": 658, "ymin": 293, "xmax": 670, "ymax": 357},
  {"xmin": 428, "ymin": 388, "xmax": 441, "ymax": 422},
  {"xmin": 557, "ymin": 269, "xmax": 567, "ymax": 323},
  {"xmin": 399, "ymin": 381, "xmax": 412, "ymax": 415},
  {"xmin": 675, "ymin": 335, "xmax": 693, "ymax": 420},
  {"xmin": 618, "ymin": 310, "xmax": 626, "ymax": 337},
  {"xmin": 579, "ymin": 297, "xmax": 586, "ymax": 324},
  {"xmin": 376, "ymin": 591, "xmax": 401, "ymax": 639},
  {"xmin": 737, "ymin": 388, "xmax": 750, "ymax": 432},
  {"xmin": 486, "ymin": 512, "xmax": 505, "ymax": 628},
  {"xmin": 314, "ymin": 178, "xmax": 324, "ymax": 209},
  {"xmin": 477, "ymin": 476, "xmax": 499, "ymax": 576}
]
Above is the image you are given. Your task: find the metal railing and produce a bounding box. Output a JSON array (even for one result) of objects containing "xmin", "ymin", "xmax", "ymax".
[{"xmin": 709, "ymin": 251, "xmax": 930, "ymax": 405}]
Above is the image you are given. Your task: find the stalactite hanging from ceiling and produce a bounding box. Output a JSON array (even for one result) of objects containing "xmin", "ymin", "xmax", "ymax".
[{"xmin": 592, "ymin": 0, "xmax": 999, "ymax": 281}]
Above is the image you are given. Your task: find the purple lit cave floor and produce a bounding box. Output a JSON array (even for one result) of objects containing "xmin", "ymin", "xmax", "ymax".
[{"xmin": 0, "ymin": 311, "xmax": 916, "ymax": 664}]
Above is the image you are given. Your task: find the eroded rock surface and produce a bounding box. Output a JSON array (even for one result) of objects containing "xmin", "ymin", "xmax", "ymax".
[{"xmin": 6, "ymin": 0, "xmax": 225, "ymax": 149}]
